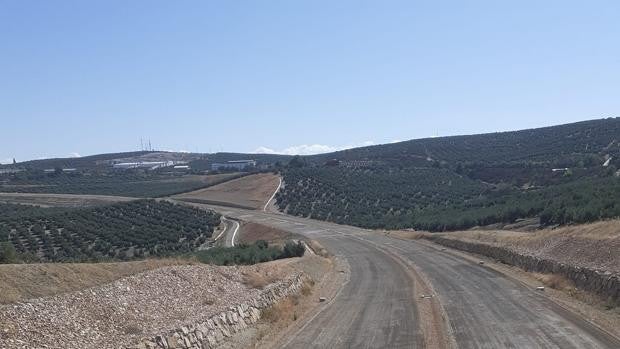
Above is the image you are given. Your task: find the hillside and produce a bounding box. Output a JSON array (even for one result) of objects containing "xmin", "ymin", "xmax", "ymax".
[{"xmin": 276, "ymin": 118, "xmax": 620, "ymax": 231}]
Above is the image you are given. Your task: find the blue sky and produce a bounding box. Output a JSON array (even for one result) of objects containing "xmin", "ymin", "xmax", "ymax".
[{"xmin": 1, "ymin": 1, "xmax": 619, "ymax": 163}]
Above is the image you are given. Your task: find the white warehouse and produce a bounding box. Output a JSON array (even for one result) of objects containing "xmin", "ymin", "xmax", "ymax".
[{"xmin": 211, "ymin": 160, "xmax": 256, "ymax": 171}]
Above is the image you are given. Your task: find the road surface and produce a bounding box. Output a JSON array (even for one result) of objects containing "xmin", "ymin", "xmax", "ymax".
[
  {"xmin": 216, "ymin": 216, "xmax": 240, "ymax": 247},
  {"xmin": 209, "ymin": 205, "xmax": 620, "ymax": 349}
]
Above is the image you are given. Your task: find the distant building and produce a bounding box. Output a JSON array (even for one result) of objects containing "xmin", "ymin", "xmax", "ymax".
[
  {"xmin": 341, "ymin": 160, "xmax": 378, "ymax": 168},
  {"xmin": 173, "ymin": 165, "xmax": 190, "ymax": 169},
  {"xmin": 113, "ymin": 161, "xmax": 174, "ymax": 170},
  {"xmin": 0, "ymin": 168, "xmax": 24, "ymax": 175},
  {"xmin": 62, "ymin": 168, "xmax": 77, "ymax": 172},
  {"xmin": 43, "ymin": 169, "xmax": 55, "ymax": 173},
  {"xmin": 211, "ymin": 160, "xmax": 256, "ymax": 171}
]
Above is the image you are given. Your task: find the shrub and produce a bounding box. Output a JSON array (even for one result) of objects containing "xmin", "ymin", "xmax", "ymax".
[
  {"xmin": 0, "ymin": 242, "xmax": 18, "ymax": 263},
  {"xmin": 194, "ymin": 240, "xmax": 305, "ymax": 266}
]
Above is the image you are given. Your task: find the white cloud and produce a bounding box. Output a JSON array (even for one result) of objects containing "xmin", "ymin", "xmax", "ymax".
[
  {"xmin": 253, "ymin": 146, "xmax": 277, "ymax": 154},
  {"xmin": 69, "ymin": 152, "xmax": 81, "ymax": 158},
  {"xmin": 253, "ymin": 141, "xmax": 375, "ymax": 156}
]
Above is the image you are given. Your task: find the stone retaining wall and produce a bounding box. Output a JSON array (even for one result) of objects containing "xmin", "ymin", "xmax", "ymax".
[
  {"xmin": 129, "ymin": 273, "xmax": 305, "ymax": 349},
  {"xmin": 426, "ymin": 236, "xmax": 620, "ymax": 303}
]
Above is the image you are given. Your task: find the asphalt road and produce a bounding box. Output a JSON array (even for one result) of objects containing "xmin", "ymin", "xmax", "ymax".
[{"xmin": 211, "ymin": 205, "xmax": 620, "ymax": 349}]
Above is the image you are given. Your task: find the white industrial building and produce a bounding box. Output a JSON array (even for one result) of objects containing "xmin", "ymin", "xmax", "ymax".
[
  {"xmin": 113, "ymin": 161, "xmax": 174, "ymax": 170},
  {"xmin": 211, "ymin": 160, "xmax": 256, "ymax": 171}
]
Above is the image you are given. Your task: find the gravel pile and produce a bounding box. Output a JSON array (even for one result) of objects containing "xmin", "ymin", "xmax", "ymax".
[{"xmin": 0, "ymin": 265, "xmax": 270, "ymax": 349}]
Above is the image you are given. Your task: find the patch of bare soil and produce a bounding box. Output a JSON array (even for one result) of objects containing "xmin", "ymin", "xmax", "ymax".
[
  {"xmin": 0, "ymin": 259, "xmax": 189, "ymax": 304},
  {"xmin": 238, "ymin": 222, "xmax": 293, "ymax": 245},
  {"xmin": 173, "ymin": 173, "xmax": 280, "ymax": 210},
  {"xmin": 0, "ymin": 261, "xmax": 299, "ymax": 349}
]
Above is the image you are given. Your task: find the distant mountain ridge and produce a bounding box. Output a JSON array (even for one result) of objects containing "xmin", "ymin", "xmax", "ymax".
[
  {"xmin": 6, "ymin": 117, "xmax": 618, "ymax": 171},
  {"xmin": 308, "ymin": 117, "xmax": 620, "ymax": 167}
]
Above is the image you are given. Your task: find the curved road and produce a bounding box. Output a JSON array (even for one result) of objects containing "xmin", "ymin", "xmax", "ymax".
[
  {"xmin": 281, "ymin": 235, "xmax": 422, "ymax": 348},
  {"xmin": 209, "ymin": 205, "xmax": 620, "ymax": 349},
  {"xmin": 221, "ymin": 217, "xmax": 240, "ymax": 247}
]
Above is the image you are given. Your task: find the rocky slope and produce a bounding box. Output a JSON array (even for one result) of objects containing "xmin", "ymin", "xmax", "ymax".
[{"xmin": 0, "ymin": 263, "xmax": 296, "ymax": 349}]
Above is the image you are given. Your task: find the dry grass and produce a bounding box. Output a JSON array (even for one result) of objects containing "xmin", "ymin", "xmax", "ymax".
[
  {"xmin": 259, "ymin": 281, "xmax": 313, "ymax": 325},
  {"xmin": 307, "ymin": 240, "xmax": 330, "ymax": 258},
  {"xmin": 0, "ymin": 258, "xmax": 193, "ymax": 304},
  {"xmin": 238, "ymin": 222, "xmax": 292, "ymax": 245},
  {"xmin": 242, "ymin": 270, "xmax": 280, "ymax": 289},
  {"xmin": 531, "ymin": 272, "xmax": 618, "ymax": 310},
  {"xmin": 443, "ymin": 219, "xmax": 620, "ymax": 245},
  {"xmin": 386, "ymin": 230, "xmax": 430, "ymax": 240},
  {"xmin": 300, "ymin": 279, "xmax": 314, "ymax": 296},
  {"xmin": 173, "ymin": 173, "xmax": 280, "ymax": 210},
  {"xmin": 430, "ymin": 220, "xmax": 620, "ymax": 274},
  {"xmin": 536, "ymin": 273, "xmax": 574, "ymax": 291},
  {"xmin": 256, "ymin": 277, "xmax": 316, "ymax": 344}
]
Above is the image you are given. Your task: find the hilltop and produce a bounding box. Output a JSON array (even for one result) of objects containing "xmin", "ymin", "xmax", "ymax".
[{"xmin": 2, "ymin": 151, "xmax": 291, "ymax": 172}]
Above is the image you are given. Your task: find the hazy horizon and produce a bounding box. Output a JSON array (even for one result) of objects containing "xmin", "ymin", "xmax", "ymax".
[
  {"xmin": 3, "ymin": 116, "xmax": 616, "ymax": 163},
  {"xmin": 2, "ymin": 1, "xmax": 619, "ymax": 163}
]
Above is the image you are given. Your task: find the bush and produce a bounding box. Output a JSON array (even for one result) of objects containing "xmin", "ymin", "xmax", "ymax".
[
  {"xmin": 194, "ymin": 240, "xmax": 305, "ymax": 266},
  {"xmin": 0, "ymin": 242, "xmax": 18, "ymax": 263}
]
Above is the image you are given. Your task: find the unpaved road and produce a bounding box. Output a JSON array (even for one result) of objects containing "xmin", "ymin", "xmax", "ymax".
[{"xmin": 208, "ymin": 205, "xmax": 620, "ymax": 349}]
